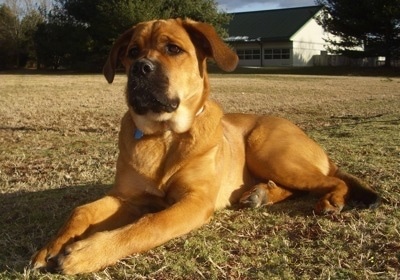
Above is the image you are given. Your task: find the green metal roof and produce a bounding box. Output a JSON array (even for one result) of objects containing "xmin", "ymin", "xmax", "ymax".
[{"xmin": 226, "ymin": 6, "xmax": 323, "ymax": 42}]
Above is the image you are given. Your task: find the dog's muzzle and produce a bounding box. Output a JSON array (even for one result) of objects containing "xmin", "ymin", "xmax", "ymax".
[{"xmin": 127, "ymin": 58, "xmax": 180, "ymax": 115}]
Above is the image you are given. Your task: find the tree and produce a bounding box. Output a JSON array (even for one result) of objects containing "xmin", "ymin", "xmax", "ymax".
[
  {"xmin": 0, "ymin": 4, "xmax": 17, "ymax": 68},
  {"xmin": 0, "ymin": 0, "xmax": 48, "ymax": 69},
  {"xmin": 316, "ymin": 0, "xmax": 400, "ymax": 67},
  {"xmin": 35, "ymin": 0, "xmax": 230, "ymax": 70},
  {"xmin": 62, "ymin": 0, "xmax": 229, "ymax": 38},
  {"xmin": 34, "ymin": 3, "xmax": 92, "ymax": 69}
]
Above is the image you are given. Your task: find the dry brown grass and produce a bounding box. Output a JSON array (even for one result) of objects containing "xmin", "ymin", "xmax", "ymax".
[{"xmin": 0, "ymin": 73, "xmax": 399, "ymax": 279}]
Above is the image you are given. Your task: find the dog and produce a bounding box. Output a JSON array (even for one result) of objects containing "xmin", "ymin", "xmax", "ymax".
[{"xmin": 31, "ymin": 18, "xmax": 380, "ymax": 274}]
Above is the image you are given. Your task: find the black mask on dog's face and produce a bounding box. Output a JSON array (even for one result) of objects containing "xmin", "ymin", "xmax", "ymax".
[{"xmin": 127, "ymin": 58, "xmax": 180, "ymax": 115}]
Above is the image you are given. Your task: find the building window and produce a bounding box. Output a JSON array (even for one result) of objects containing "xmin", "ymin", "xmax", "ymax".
[
  {"xmin": 237, "ymin": 49, "xmax": 261, "ymax": 60},
  {"xmin": 264, "ymin": 48, "xmax": 290, "ymax": 60}
]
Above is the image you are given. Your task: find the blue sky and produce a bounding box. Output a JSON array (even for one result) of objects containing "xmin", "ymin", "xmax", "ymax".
[
  {"xmin": 0, "ymin": 0, "xmax": 317, "ymax": 13},
  {"xmin": 217, "ymin": 0, "xmax": 316, "ymax": 12}
]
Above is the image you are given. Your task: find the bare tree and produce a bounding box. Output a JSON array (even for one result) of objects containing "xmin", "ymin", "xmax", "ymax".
[{"xmin": 0, "ymin": 0, "xmax": 51, "ymax": 68}]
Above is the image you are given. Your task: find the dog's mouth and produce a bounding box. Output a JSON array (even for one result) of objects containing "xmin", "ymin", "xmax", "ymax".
[
  {"xmin": 131, "ymin": 92, "xmax": 180, "ymax": 115},
  {"xmin": 127, "ymin": 62, "xmax": 180, "ymax": 115}
]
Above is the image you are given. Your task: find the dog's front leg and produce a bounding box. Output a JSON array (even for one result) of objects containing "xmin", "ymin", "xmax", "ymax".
[
  {"xmin": 56, "ymin": 193, "xmax": 214, "ymax": 274},
  {"xmin": 31, "ymin": 195, "xmax": 126, "ymax": 272}
]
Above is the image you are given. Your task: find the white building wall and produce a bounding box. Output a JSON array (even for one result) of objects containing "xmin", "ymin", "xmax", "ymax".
[
  {"xmin": 230, "ymin": 11, "xmax": 335, "ymax": 67},
  {"xmin": 290, "ymin": 15, "xmax": 328, "ymax": 66}
]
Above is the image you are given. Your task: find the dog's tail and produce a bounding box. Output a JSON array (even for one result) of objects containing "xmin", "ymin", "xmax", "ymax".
[{"xmin": 334, "ymin": 168, "xmax": 381, "ymax": 209}]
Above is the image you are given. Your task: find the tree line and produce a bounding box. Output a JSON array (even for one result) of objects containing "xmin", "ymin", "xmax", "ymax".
[
  {"xmin": 0, "ymin": 0, "xmax": 230, "ymax": 70},
  {"xmin": 316, "ymin": 0, "xmax": 400, "ymax": 67},
  {"xmin": 0, "ymin": 0, "xmax": 399, "ymax": 71}
]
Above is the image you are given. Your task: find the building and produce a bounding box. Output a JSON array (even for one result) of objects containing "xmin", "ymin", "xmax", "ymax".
[{"xmin": 226, "ymin": 6, "xmax": 329, "ymax": 67}]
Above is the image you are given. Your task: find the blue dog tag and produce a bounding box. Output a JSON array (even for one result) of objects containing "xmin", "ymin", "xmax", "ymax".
[{"xmin": 134, "ymin": 129, "xmax": 144, "ymax": 139}]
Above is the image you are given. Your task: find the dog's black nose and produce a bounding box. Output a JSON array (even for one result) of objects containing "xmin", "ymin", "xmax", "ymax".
[{"xmin": 132, "ymin": 59, "xmax": 155, "ymax": 75}]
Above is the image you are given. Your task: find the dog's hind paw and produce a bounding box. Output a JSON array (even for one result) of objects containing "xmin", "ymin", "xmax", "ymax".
[
  {"xmin": 239, "ymin": 182, "xmax": 275, "ymax": 208},
  {"xmin": 314, "ymin": 194, "xmax": 345, "ymax": 215}
]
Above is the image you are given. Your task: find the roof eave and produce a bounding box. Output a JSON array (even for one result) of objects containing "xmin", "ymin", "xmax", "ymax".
[{"xmin": 225, "ymin": 37, "xmax": 291, "ymax": 43}]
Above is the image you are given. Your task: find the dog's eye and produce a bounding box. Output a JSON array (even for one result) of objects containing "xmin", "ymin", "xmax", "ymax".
[
  {"xmin": 128, "ymin": 46, "xmax": 140, "ymax": 59},
  {"xmin": 166, "ymin": 44, "xmax": 182, "ymax": 55}
]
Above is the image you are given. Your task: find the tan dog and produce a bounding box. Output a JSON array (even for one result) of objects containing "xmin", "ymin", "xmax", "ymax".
[{"xmin": 31, "ymin": 18, "xmax": 380, "ymax": 274}]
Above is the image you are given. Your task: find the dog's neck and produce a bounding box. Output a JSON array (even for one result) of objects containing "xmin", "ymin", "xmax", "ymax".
[{"xmin": 131, "ymin": 104, "xmax": 207, "ymax": 139}]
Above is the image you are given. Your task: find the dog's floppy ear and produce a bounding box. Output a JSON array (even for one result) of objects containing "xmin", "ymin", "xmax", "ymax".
[
  {"xmin": 182, "ymin": 19, "xmax": 238, "ymax": 72},
  {"xmin": 103, "ymin": 28, "xmax": 135, "ymax": 84}
]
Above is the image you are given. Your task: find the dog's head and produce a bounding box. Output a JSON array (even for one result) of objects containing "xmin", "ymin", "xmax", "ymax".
[{"xmin": 103, "ymin": 18, "xmax": 238, "ymax": 134}]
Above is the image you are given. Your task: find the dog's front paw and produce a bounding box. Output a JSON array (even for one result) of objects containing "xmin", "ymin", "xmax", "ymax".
[
  {"xmin": 57, "ymin": 232, "xmax": 117, "ymax": 275},
  {"xmin": 30, "ymin": 241, "xmax": 66, "ymax": 272},
  {"xmin": 30, "ymin": 248, "xmax": 54, "ymax": 272},
  {"xmin": 57, "ymin": 241, "xmax": 96, "ymax": 274}
]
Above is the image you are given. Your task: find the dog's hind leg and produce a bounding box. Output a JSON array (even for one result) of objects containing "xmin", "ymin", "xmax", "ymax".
[
  {"xmin": 245, "ymin": 169, "xmax": 350, "ymax": 214},
  {"xmin": 242, "ymin": 117, "xmax": 360, "ymax": 214}
]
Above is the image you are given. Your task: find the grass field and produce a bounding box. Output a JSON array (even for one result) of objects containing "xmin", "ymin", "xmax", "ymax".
[{"xmin": 0, "ymin": 72, "xmax": 399, "ymax": 279}]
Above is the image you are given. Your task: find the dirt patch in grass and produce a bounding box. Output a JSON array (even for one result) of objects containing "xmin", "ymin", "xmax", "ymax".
[{"xmin": 0, "ymin": 73, "xmax": 399, "ymax": 279}]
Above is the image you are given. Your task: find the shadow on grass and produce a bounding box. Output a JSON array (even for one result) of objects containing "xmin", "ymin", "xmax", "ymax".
[
  {"xmin": 0, "ymin": 183, "xmax": 316, "ymax": 273},
  {"xmin": 0, "ymin": 184, "xmax": 111, "ymax": 272}
]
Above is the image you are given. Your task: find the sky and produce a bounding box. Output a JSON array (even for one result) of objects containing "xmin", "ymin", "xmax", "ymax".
[
  {"xmin": 0, "ymin": 0, "xmax": 317, "ymax": 13},
  {"xmin": 217, "ymin": 0, "xmax": 316, "ymax": 13}
]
